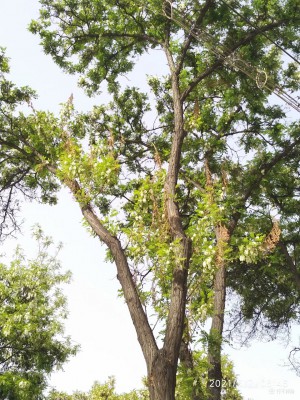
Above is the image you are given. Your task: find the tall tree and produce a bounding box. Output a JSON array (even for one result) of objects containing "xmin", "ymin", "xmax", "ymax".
[
  {"xmin": 0, "ymin": 1, "xmax": 299, "ymax": 399},
  {"xmin": 0, "ymin": 227, "xmax": 77, "ymax": 399}
]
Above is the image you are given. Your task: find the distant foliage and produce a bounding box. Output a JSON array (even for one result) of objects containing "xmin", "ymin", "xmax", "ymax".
[{"xmin": 0, "ymin": 227, "xmax": 77, "ymax": 399}]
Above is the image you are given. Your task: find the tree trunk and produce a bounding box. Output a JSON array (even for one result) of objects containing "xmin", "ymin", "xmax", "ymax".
[
  {"xmin": 148, "ymin": 350, "xmax": 177, "ymax": 400},
  {"xmin": 207, "ymin": 224, "xmax": 229, "ymax": 400},
  {"xmin": 207, "ymin": 265, "xmax": 226, "ymax": 400}
]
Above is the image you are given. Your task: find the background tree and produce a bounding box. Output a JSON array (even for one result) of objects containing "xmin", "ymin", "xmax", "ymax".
[
  {"xmin": 0, "ymin": 226, "xmax": 77, "ymax": 399},
  {"xmin": 0, "ymin": 0, "xmax": 299, "ymax": 399},
  {"xmin": 47, "ymin": 377, "xmax": 147, "ymax": 400}
]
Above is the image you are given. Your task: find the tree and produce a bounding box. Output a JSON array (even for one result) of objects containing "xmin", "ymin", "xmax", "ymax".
[
  {"xmin": 0, "ymin": 1, "xmax": 299, "ymax": 399},
  {"xmin": 0, "ymin": 227, "xmax": 77, "ymax": 399}
]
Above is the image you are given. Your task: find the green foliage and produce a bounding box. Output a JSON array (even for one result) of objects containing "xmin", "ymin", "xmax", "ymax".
[
  {"xmin": 176, "ymin": 352, "xmax": 242, "ymax": 400},
  {"xmin": 29, "ymin": 0, "xmax": 168, "ymax": 94},
  {"xmin": 0, "ymin": 47, "xmax": 10, "ymax": 74},
  {"xmin": 0, "ymin": 227, "xmax": 77, "ymax": 399},
  {"xmin": 46, "ymin": 377, "xmax": 149, "ymax": 400},
  {"xmin": 89, "ymin": 378, "xmax": 118, "ymax": 400}
]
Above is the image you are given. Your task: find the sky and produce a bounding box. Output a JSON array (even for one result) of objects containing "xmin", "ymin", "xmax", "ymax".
[{"xmin": 0, "ymin": 1, "xmax": 300, "ymax": 398}]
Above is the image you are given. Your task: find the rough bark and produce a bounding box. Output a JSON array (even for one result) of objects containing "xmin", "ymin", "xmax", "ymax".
[
  {"xmin": 63, "ymin": 177, "xmax": 177, "ymax": 399},
  {"xmin": 148, "ymin": 349, "xmax": 177, "ymax": 400}
]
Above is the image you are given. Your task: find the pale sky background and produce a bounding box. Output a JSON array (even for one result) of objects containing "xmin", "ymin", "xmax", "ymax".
[{"xmin": 0, "ymin": 1, "xmax": 300, "ymax": 399}]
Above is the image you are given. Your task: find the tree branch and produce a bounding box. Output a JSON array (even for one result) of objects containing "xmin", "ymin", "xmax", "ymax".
[
  {"xmin": 181, "ymin": 19, "xmax": 287, "ymax": 101},
  {"xmin": 46, "ymin": 165, "xmax": 159, "ymax": 369},
  {"xmin": 162, "ymin": 56, "xmax": 192, "ymax": 361},
  {"xmin": 176, "ymin": 0, "xmax": 215, "ymax": 74}
]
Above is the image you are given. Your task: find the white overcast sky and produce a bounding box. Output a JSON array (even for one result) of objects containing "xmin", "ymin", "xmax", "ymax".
[{"xmin": 0, "ymin": 1, "xmax": 300, "ymax": 398}]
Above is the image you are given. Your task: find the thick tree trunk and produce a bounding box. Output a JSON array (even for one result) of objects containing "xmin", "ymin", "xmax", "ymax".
[
  {"xmin": 207, "ymin": 225, "xmax": 229, "ymax": 400},
  {"xmin": 148, "ymin": 350, "xmax": 177, "ymax": 400}
]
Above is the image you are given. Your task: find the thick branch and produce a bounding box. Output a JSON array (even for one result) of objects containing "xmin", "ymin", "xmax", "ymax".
[
  {"xmin": 181, "ymin": 61, "xmax": 222, "ymax": 101},
  {"xmin": 163, "ymin": 49, "xmax": 191, "ymax": 361},
  {"xmin": 0, "ymin": 137, "xmax": 30, "ymax": 158},
  {"xmin": 64, "ymin": 178, "xmax": 158, "ymax": 367}
]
